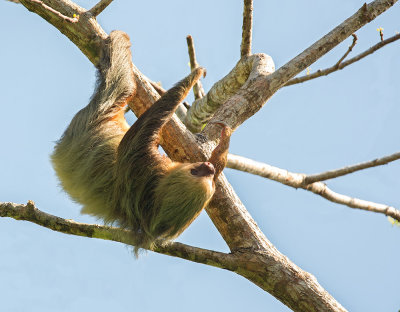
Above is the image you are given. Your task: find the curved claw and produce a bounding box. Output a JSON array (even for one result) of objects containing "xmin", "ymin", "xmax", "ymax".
[
  {"xmin": 207, "ymin": 120, "xmax": 232, "ymax": 181},
  {"xmin": 208, "ymin": 120, "xmax": 232, "ymax": 139}
]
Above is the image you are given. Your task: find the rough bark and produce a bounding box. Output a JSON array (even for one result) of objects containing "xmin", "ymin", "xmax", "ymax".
[{"xmin": 4, "ymin": 1, "xmax": 398, "ymax": 311}]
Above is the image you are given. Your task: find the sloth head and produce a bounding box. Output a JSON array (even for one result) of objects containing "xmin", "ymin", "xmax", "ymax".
[{"xmin": 149, "ymin": 161, "xmax": 216, "ymax": 239}]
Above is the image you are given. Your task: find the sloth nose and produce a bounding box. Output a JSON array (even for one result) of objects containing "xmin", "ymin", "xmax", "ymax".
[{"xmin": 195, "ymin": 162, "xmax": 215, "ymax": 177}]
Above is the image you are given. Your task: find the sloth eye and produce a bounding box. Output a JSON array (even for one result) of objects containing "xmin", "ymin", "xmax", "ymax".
[{"xmin": 190, "ymin": 169, "xmax": 198, "ymax": 176}]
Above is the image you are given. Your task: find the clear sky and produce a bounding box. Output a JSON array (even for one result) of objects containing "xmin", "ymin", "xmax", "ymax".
[{"xmin": 1, "ymin": 1, "xmax": 399, "ymax": 311}]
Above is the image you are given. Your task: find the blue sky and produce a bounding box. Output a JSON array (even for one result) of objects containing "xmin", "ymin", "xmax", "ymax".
[{"xmin": 1, "ymin": 1, "xmax": 399, "ymax": 311}]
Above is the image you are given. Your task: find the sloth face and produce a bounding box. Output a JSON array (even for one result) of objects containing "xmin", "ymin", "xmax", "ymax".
[{"xmin": 190, "ymin": 162, "xmax": 215, "ymax": 178}]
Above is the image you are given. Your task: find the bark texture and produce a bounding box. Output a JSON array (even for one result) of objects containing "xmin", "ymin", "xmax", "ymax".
[{"xmin": 3, "ymin": 1, "xmax": 398, "ymax": 311}]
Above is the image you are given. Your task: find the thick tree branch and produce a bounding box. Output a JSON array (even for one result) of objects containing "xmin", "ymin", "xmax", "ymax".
[
  {"xmin": 285, "ymin": 32, "xmax": 400, "ymax": 86},
  {"xmin": 19, "ymin": 0, "xmax": 107, "ymax": 64},
  {"xmin": 0, "ymin": 199, "xmax": 346, "ymax": 311},
  {"xmin": 186, "ymin": 35, "xmax": 205, "ymax": 100},
  {"xmin": 204, "ymin": 0, "xmax": 397, "ymax": 141},
  {"xmin": 89, "ymin": 0, "xmax": 114, "ymax": 17},
  {"xmin": 228, "ymin": 154, "xmax": 400, "ymax": 221},
  {"xmin": 241, "ymin": 0, "xmax": 253, "ymax": 58},
  {"xmin": 9, "ymin": 1, "xmax": 397, "ymax": 311},
  {"xmin": 185, "ymin": 53, "xmax": 275, "ymax": 132},
  {"xmin": 29, "ymin": 0, "xmax": 79, "ymax": 22}
]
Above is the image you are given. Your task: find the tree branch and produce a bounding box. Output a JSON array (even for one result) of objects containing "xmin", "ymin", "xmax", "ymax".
[
  {"xmin": 285, "ymin": 32, "xmax": 400, "ymax": 86},
  {"xmin": 0, "ymin": 199, "xmax": 347, "ymax": 311},
  {"xmin": 335, "ymin": 33, "xmax": 358, "ymax": 66},
  {"xmin": 240, "ymin": 0, "xmax": 253, "ymax": 58},
  {"xmin": 204, "ymin": 0, "xmax": 398, "ymax": 141},
  {"xmin": 29, "ymin": 0, "xmax": 79, "ymax": 22},
  {"xmin": 227, "ymin": 154, "xmax": 400, "ymax": 221},
  {"xmin": 19, "ymin": 0, "xmax": 107, "ymax": 65},
  {"xmin": 9, "ymin": 1, "xmax": 397, "ymax": 311},
  {"xmin": 89, "ymin": 0, "xmax": 114, "ymax": 17},
  {"xmin": 304, "ymin": 151, "xmax": 400, "ymax": 184},
  {"xmin": 377, "ymin": 26, "xmax": 384, "ymax": 41},
  {"xmin": 0, "ymin": 201, "xmax": 237, "ymax": 268},
  {"xmin": 186, "ymin": 35, "xmax": 205, "ymax": 100},
  {"xmin": 185, "ymin": 53, "xmax": 275, "ymax": 132}
]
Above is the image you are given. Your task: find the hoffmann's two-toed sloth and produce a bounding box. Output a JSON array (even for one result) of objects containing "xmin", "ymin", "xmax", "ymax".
[{"xmin": 51, "ymin": 31, "xmax": 232, "ymax": 250}]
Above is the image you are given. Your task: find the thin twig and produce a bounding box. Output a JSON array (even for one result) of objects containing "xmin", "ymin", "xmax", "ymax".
[
  {"xmin": 377, "ymin": 27, "xmax": 384, "ymax": 41},
  {"xmin": 29, "ymin": 0, "xmax": 79, "ymax": 23},
  {"xmin": 240, "ymin": 0, "xmax": 253, "ymax": 58},
  {"xmin": 186, "ymin": 35, "xmax": 205, "ymax": 100},
  {"xmin": 227, "ymin": 154, "xmax": 400, "ymax": 221},
  {"xmin": 335, "ymin": 34, "xmax": 357, "ymax": 67},
  {"xmin": 286, "ymin": 32, "xmax": 400, "ymax": 86},
  {"xmin": 306, "ymin": 183, "xmax": 400, "ymax": 221},
  {"xmin": 88, "ymin": 0, "xmax": 114, "ymax": 17},
  {"xmin": 7, "ymin": 0, "xmax": 396, "ymax": 309},
  {"xmin": 304, "ymin": 151, "xmax": 400, "ymax": 184},
  {"xmin": 0, "ymin": 201, "xmax": 236, "ymax": 269}
]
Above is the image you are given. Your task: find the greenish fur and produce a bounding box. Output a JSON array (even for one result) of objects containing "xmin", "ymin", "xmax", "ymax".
[{"xmin": 51, "ymin": 31, "xmax": 221, "ymax": 252}]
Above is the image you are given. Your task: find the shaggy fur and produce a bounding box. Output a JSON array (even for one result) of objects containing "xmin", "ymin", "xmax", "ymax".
[{"xmin": 52, "ymin": 31, "xmax": 230, "ymax": 251}]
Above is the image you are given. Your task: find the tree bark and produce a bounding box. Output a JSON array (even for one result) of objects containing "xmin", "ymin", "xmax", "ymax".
[{"xmin": 6, "ymin": 0, "xmax": 397, "ymax": 311}]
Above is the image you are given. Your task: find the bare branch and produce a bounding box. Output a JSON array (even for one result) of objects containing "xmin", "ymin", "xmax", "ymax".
[
  {"xmin": 304, "ymin": 151, "xmax": 400, "ymax": 184},
  {"xmin": 204, "ymin": 0, "xmax": 398, "ymax": 140},
  {"xmin": 241, "ymin": 0, "xmax": 253, "ymax": 58},
  {"xmin": 306, "ymin": 183, "xmax": 400, "ymax": 221},
  {"xmin": 335, "ymin": 34, "xmax": 358, "ymax": 67},
  {"xmin": 227, "ymin": 154, "xmax": 400, "ymax": 221},
  {"xmin": 185, "ymin": 53, "xmax": 275, "ymax": 132},
  {"xmin": 286, "ymin": 32, "xmax": 400, "ymax": 86},
  {"xmin": 186, "ymin": 35, "xmax": 205, "ymax": 100},
  {"xmin": 29, "ymin": 0, "xmax": 79, "ymax": 23},
  {"xmin": 18, "ymin": 0, "xmax": 107, "ymax": 65},
  {"xmin": 0, "ymin": 201, "xmax": 236, "ymax": 268},
  {"xmin": 149, "ymin": 80, "xmax": 165, "ymax": 95},
  {"xmin": 0, "ymin": 200, "xmax": 347, "ymax": 311},
  {"xmin": 88, "ymin": 0, "xmax": 114, "ymax": 17},
  {"xmin": 9, "ymin": 1, "xmax": 397, "ymax": 310}
]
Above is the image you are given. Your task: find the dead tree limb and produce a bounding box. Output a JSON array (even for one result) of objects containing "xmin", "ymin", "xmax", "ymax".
[
  {"xmin": 4, "ymin": 1, "xmax": 398, "ymax": 311},
  {"xmin": 228, "ymin": 154, "xmax": 400, "ymax": 221},
  {"xmin": 286, "ymin": 32, "xmax": 400, "ymax": 86}
]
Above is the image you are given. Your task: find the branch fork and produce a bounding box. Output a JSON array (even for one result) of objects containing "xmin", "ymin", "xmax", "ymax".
[{"xmin": 3, "ymin": 0, "xmax": 399, "ymax": 311}]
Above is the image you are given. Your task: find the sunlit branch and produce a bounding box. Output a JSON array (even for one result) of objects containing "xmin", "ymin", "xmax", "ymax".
[
  {"xmin": 241, "ymin": 0, "xmax": 253, "ymax": 57},
  {"xmin": 29, "ymin": 0, "xmax": 79, "ymax": 22},
  {"xmin": 335, "ymin": 34, "xmax": 358, "ymax": 66},
  {"xmin": 285, "ymin": 32, "xmax": 400, "ymax": 86},
  {"xmin": 0, "ymin": 201, "xmax": 235, "ymax": 269},
  {"xmin": 227, "ymin": 154, "xmax": 400, "ymax": 221},
  {"xmin": 89, "ymin": 0, "xmax": 114, "ymax": 17},
  {"xmin": 304, "ymin": 151, "xmax": 400, "ymax": 184},
  {"xmin": 186, "ymin": 35, "xmax": 205, "ymax": 100}
]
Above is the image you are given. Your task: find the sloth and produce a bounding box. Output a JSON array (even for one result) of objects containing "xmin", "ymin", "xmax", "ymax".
[{"xmin": 51, "ymin": 31, "xmax": 231, "ymax": 250}]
